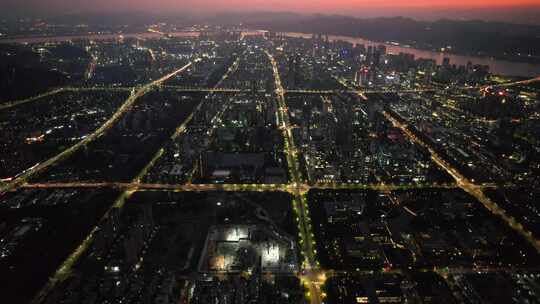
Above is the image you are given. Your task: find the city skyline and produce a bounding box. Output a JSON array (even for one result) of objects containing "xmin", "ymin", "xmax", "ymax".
[{"xmin": 0, "ymin": 4, "xmax": 540, "ymax": 304}]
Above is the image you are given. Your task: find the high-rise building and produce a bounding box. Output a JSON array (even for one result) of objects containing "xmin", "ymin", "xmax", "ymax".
[
  {"xmin": 377, "ymin": 44, "xmax": 387, "ymax": 55},
  {"xmin": 355, "ymin": 66, "xmax": 371, "ymax": 87},
  {"xmin": 442, "ymin": 57, "xmax": 451, "ymax": 68},
  {"xmin": 287, "ymin": 54, "xmax": 300, "ymax": 89}
]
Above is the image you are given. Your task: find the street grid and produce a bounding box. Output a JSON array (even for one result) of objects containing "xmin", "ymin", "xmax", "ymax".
[{"xmin": 0, "ymin": 51, "xmax": 539, "ymax": 304}]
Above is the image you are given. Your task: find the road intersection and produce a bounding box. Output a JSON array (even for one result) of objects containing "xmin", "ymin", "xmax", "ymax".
[{"xmin": 0, "ymin": 50, "xmax": 537, "ymax": 304}]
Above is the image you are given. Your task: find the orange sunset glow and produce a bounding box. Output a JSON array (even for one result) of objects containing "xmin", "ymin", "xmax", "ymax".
[{"xmin": 2, "ymin": 0, "xmax": 540, "ymax": 13}]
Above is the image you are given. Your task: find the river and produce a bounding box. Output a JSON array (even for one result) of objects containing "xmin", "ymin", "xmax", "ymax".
[
  {"xmin": 283, "ymin": 32, "xmax": 540, "ymax": 77},
  {"xmin": 0, "ymin": 31, "xmax": 199, "ymax": 44},
  {"xmin": 1, "ymin": 30, "xmax": 538, "ymax": 77}
]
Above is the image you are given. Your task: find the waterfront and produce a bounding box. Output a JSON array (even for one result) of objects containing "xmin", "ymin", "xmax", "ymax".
[
  {"xmin": 1, "ymin": 29, "xmax": 538, "ymax": 77},
  {"xmin": 0, "ymin": 31, "xmax": 199, "ymax": 44},
  {"xmin": 283, "ymin": 32, "xmax": 540, "ymax": 77}
]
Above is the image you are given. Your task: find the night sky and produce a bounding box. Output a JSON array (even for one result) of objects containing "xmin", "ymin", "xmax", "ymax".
[{"xmin": 1, "ymin": 0, "xmax": 540, "ymax": 23}]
